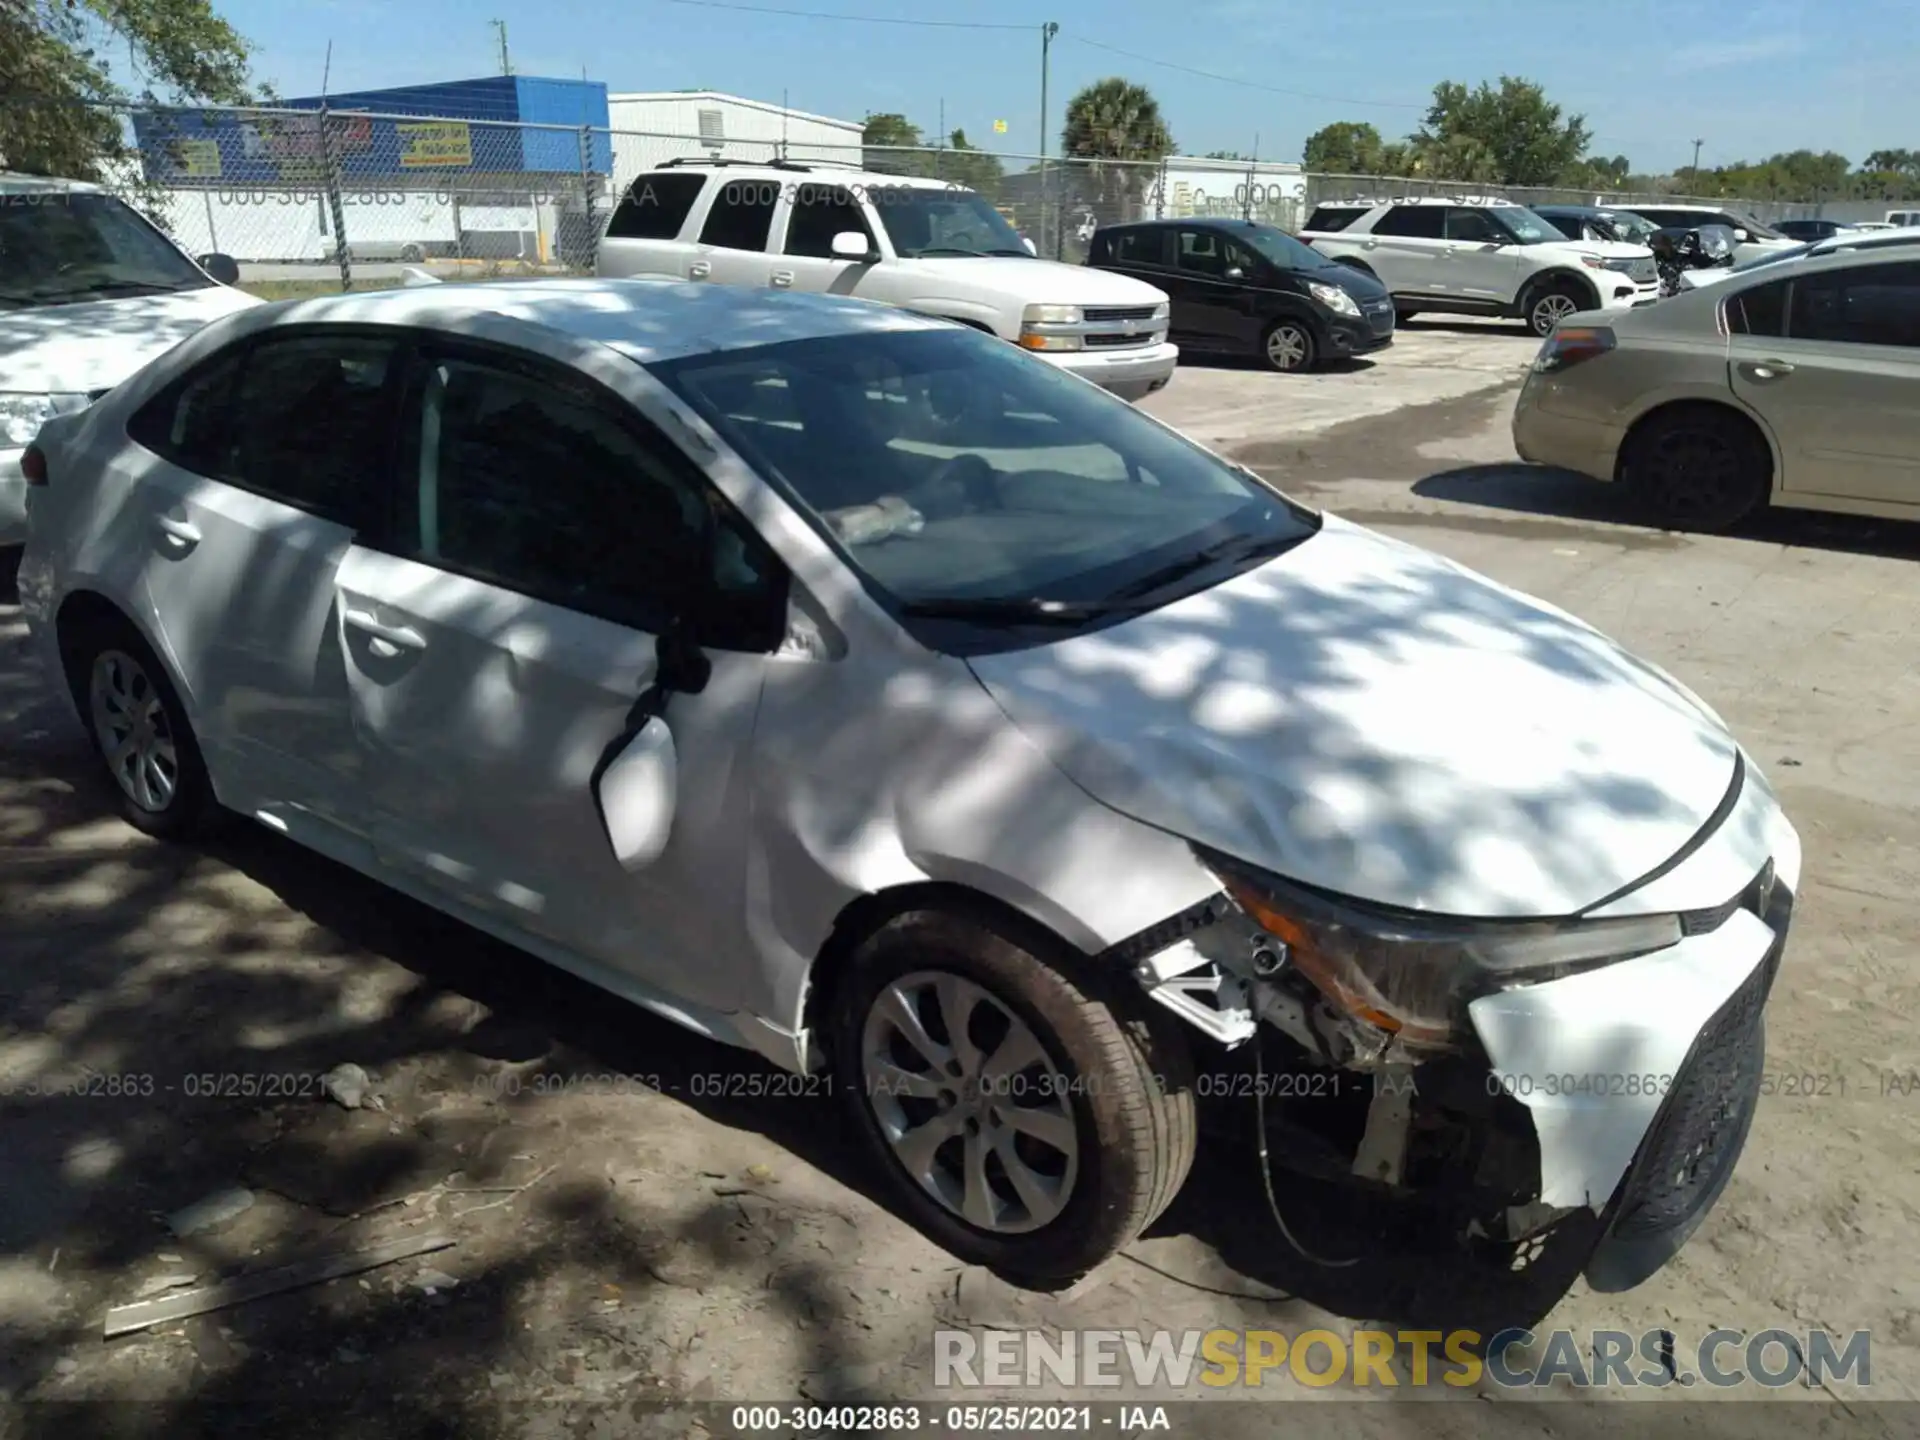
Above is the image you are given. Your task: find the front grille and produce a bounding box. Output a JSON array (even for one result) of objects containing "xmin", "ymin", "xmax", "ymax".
[
  {"xmin": 1610, "ymin": 940, "xmax": 1774, "ymax": 1237},
  {"xmin": 1083, "ymin": 331, "xmax": 1155, "ymax": 349},
  {"xmin": 1083, "ymin": 305, "xmax": 1159, "ymax": 323}
]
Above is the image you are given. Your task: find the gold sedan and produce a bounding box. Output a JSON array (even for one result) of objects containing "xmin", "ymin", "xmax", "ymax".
[{"xmin": 1511, "ymin": 240, "xmax": 1920, "ymax": 531}]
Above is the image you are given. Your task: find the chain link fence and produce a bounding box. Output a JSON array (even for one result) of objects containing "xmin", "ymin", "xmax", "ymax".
[{"xmin": 8, "ymin": 97, "xmax": 1917, "ymax": 295}]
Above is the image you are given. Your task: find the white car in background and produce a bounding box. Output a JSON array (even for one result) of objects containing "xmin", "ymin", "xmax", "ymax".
[
  {"xmin": 1677, "ymin": 225, "xmax": 1920, "ymax": 290},
  {"xmin": 19, "ymin": 279, "xmax": 1798, "ymax": 1296},
  {"xmin": 595, "ymin": 160, "xmax": 1176, "ymax": 401},
  {"xmin": 0, "ymin": 174, "xmax": 258, "ymax": 546}
]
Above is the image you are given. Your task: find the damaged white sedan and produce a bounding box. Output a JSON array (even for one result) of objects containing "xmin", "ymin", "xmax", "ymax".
[{"xmin": 17, "ymin": 279, "xmax": 1798, "ymax": 1292}]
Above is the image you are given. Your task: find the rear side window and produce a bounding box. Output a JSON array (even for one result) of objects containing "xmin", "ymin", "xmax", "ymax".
[
  {"xmin": 128, "ymin": 333, "xmax": 400, "ymax": 528},
  {"xmin": 1305, "ymin": 206, "xmax": 1365, "ymax": 232},
  {"xmin": 1104, "ymin": 229, "xmax": 1167, "ymax": 266},
  {"xmin": 606, "ymin": 172, "xmax": 705, "ymax": 240},
  {"xmin": 698, "ymin": 179, "xmax": 778, "ymax": 251},
  {"xmin": 1370, "ymin": 205, "xmax": 1445, "ymax": 238},
  {"xmin": 1726, "ymin": 278, "xmax": 1788, "ymax": 337},
  {"xmin": 1789, "ymin": 261, "xmax": 1920, "ymax": 348},
  {"xmin": 784, "ymin": 184, "xmax": 874, "ymax": 258}
]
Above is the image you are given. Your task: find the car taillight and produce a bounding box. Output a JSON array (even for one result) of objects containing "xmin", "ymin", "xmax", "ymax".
[
  {"xmin": 20, "ymin": 444, "xmax": 48, "ymax": 486},
  {"xmin": 1532, "ymin": 326, "xmax": 1616, "ymax": 373}
]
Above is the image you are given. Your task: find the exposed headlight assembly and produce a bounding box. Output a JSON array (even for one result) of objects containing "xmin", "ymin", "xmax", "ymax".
[{"xmin": 1197, "ymin": 846, "xmax": 1681, "ymax": 1053}]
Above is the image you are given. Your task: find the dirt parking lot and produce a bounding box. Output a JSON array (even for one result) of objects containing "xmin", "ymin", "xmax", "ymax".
[{"xmin": 2, "ymin": 319, "xmax": 1915, "ymax": 1437}]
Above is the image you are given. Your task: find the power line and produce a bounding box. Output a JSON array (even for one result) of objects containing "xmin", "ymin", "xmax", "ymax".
[
  {"xmin": 646, "ymin": 0, "xmax": 1031, "ymax": 29},
  {"xmin": 1064, "ymin": 36, "xmax": 1423, "ymax": 110}
]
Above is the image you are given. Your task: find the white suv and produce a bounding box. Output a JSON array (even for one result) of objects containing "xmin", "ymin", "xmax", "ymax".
[
  {"xmin": 1298, "ymin": 197, "xmax": 1660, "ymax": 335},
  {"xmin": 595, "ymin": 160, "xmax": 1177, "ymax": 401}
]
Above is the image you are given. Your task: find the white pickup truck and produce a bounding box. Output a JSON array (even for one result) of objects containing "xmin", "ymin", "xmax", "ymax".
[
  {"xmin": 1297, "ymin": 196, "xmax": 1660, "ymax": 336},
  {"xmin": 595, "ymin": 160, "xmax": 1177, "ymax": 401}
]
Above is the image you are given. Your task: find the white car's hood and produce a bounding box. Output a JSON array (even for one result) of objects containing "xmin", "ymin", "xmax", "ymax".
[
  {"xmin": 966, "ymin": 515, "xmax": 1739, "ymax": 919},
  {"xmin": 1562, "ymin": 239, "xmax": 1654, "ymax": 261},
  {"xmin": 906, "ymin": 256, "xmax": 1167, "ymax": 306},
  {"xmin": 0, "ymin": 286, "xmax": 262, "ymax": 395}
]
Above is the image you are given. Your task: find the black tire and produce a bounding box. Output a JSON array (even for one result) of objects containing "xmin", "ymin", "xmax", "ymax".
[
  {"xmin": 1524, "ymin": 280, "xmax": 1587, "ymax": 337},
  {"xmin": 401, "ymin": 243, "xmax": 425, "ymax": 263},
  {"xmin": 1621, "ymin": 405, "xmax": 1772, "ymax": 533},
  {"xmin": 830, "ymin": 908, "xmax": 1196, "ymax": 1281},
  {"xmin": 64, "ymin": 613, "xmax": 220, "ymax": 840},
  {"xmin": 1260, "ymin": 318, "xmax": 1318, "ymax": 373}
]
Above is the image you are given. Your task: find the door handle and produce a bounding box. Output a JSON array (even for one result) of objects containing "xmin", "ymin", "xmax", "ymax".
[
  {"xmin": 1742, "ymin": 359, "xmax": 1795, "ymax": 382},
  {"xmin": 688, "ymin": 261, "xmax": 711, "ymax": 279},
  {"xmin": 771, "ymin": 271, "xmax": 793, "ymax": 288},
  {"xmin": 154, "ymin": 515, "xmax": 200, "ymax": 545},
  {"xmin": 343, "ymin": 609, "xmax": 425, "ymax": 651}
]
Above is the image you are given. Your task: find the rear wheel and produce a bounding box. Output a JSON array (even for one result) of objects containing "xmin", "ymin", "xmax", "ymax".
[
  {"xmin": 66, "ymin": 616, "xmax": 219, "ymax": 839},
  {"xmin": 1261, "ymin": 319, "xmax": 1317, "ymax": 373},
  {"xmin": 831, "ymin": 908, "xmax": 1196, "ymax": 1281},
  {"xmin": 1622, "ymin": 405, "xmax": 1772, "ymax": 532}
]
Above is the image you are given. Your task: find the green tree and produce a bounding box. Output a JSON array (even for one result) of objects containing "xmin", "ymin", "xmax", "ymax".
[
  {"xmin": 861, "ymin": 111, "xmax": 927, "ymax": 174},
  {"xmin": 0, "ymin": 0, "xmax": 262, "ymax": 179},
  {"xmin": 1302, "ymin": 121, "xmax": 1384, "ymax": 175},
  {"xmin": 928, "ymin": 128, "xmax": 1005, "ymax": 195},
  {"xmin": 1415, "ymin": 76, "xmax": 1591, "ymax": 186},
  {"xmin": 1061, "ymin": 77, "xmax": 1173, "ymax": 224}
]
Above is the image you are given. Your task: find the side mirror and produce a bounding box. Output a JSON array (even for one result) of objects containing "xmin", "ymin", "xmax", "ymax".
[
  {"xmin": 1022, "ymin": 236, "xmax": 1037, "ymax": 255},
  {"xmin": 655, "ymin": 622, "xmax": 712, "ymax": 697},
  {"xmin": 197, "ymin": 252, "xmax": 240, "ymax": 285},
  {"xmin": 831, "ymin": 230, "xmax": 875, "ymax": 261},
  {"xmin": 1733, "ymin": 228, "xmax": 1749, "ymax": 242},
  {"xmin": 596, "ymin": 717, "xmax": 678, "ymax": 870}
]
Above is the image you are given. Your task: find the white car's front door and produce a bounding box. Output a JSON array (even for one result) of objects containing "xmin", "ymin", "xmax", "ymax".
[
  {"xmin": 333, "ymin": 343, "xmax": 792, "ymax": 1012},
  {"xmin": 116, "ymin": 329, "xmax": 402, "ymax": 837},
  {"xmin": 770, "ymin": 181, "xmax": 881, "ymax": 296},
  {"xmin": 687, "ymin": 179, "xmax": 778, "ymax": 287},
  {"xmin": 1443, "ymin": 207, "xmax": 1524, "ymax": 303}
]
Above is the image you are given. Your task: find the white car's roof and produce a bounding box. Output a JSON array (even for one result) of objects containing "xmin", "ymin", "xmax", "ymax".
[
  {"xmin": 641, "ymin": 162, "xmax": 959, "ymax": 193},
  {"xmin": 263, "ymin": 277, "xmax": 949, "ymax": 363},
  {"xmin": 0, "ymin": 172, "xmax": 106, "ymax": 195}
]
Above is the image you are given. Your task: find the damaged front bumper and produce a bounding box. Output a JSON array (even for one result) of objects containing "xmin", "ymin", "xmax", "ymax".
[{"xmin": 1125, "ymin": 759, "xmax": 1800, "ymax": 1293}]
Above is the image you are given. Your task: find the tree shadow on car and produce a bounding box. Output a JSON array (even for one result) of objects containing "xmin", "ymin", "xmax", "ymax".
[{"xmin": 1415, "ymin": 462, "xmax": 1920, "ymax": 562}]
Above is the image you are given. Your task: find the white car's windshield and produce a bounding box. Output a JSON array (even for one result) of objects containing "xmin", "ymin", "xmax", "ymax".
[
  {"xmin": 870, "ymin": 187, "xmax": 1030, "ymax": 258},
  {"xmin": 652, "ymin": 328, "xmax": 1320, "ymax": 649},
  {"xmin": 0, "ymin": 191, "xmax": 212, "ymax": 309}
]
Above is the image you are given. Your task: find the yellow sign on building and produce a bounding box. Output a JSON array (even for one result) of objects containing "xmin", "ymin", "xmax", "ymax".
[
  {"xmin": 172, "ymin": 140, "xmax": 223, "ymax": 178},
  {"xmin": 397, "ymin": 121, "xmax": 473, "ymax": 169}
]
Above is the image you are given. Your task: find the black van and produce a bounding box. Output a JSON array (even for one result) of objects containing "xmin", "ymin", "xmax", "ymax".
[{"xmin": 1086, "ymin": 218, "xmax": 1394, "ymax": 372}]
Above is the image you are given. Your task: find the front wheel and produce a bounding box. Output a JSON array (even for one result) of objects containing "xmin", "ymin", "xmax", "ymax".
[
  {"xmin": 67, "ymin": 617, "xmax": 220, "ymax": 839},
  {"xmin": 1261, "ymin": 319, "xmax": 1317, "ymax": 373},
  {"xmin": 831, "ymin": 909, "xmax": 1196, "ymax": 1281},
  {"xmin": 1526, "ymin": 283, "xmax": 1585, "ymax": 337}
]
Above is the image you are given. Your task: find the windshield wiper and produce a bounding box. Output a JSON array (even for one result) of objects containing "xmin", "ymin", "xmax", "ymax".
[
  {"xmin": 900, "ymin": 596, "xmax": 1142, "ymax": 624},
  {"xmin": 17, "ymin": 278, "xmax": 195, "ymax": 305},
  {"xmin": 1106, "ymin": 529, "xmax": 1308, "ymax": 604},
  {"xmin": 911, "ymin": 246, "xmax": 988, "ymax": 258},
  {"xmin": 983, "ymin": 247, "xmax": 1031, "ymax": 256}
]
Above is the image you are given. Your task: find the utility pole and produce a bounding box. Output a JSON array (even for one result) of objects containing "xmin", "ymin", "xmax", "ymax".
[
  {"xmin": 1690, "ymin": 138, "xmax": 1704, "ymax": 177},
  {"xmin": 491, "ymin": 20, "xmax": 513, "ymax": 76},
  {"xmin": 1038, "ymin": 21, "xmax": 1059, "ymax": 258}
]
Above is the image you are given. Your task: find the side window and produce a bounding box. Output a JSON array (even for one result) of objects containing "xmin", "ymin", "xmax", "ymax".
[
  {"xmin": 130, "ymin": 334, "xmax": 399, "ymax": 527},
  {"xmin": 606, "ymin": 172, "xmax": 705, "ymax": 240},
  {"xmin": 1305, "ymin": 206, "xmax": 1364, "ymax": 232},
  {"xmin": 1727, "ymin": 278, "xmax": 1788, "ymax": 337},
  {"xmin": 1109, "ymin": 230, "xmax": 1166, "ymax": 266},
  {"xmin": 1789, "ymin": 262, "xmax": 1920, "ymax": 348},
  {"xmin": 128, "ymin": 349, "xmax": 246, "ymax": 474},
  {"xmin": 1445, "ymin": 208, "xmax": 1503, "ymax": 242},
  {"xmin": 1176, "ymin": 230, "xmax": 1228, "ymax": 276},
  {"xmin": 1370, "ymin": 205, "xmax": 1445, "ymax": 238},
  {"xmin": 697, "ymin": 179, "xmax": 778, "ymax": 251},
  {"xmin": 784, "ymin": 184, "xmax": 874, "ymax": 258},
  {"xmin": 223, "ymin": 336, "xmax": 400, "ymax": 525},
  {"xmin": 402, "ymin": 355, "xmax": 786, "ymax": 651}
]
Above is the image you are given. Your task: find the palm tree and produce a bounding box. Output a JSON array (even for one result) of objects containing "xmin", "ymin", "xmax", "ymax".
[{"xmin": 1060, "ymin": 78, "xmax": 1174, "ymax": 227}]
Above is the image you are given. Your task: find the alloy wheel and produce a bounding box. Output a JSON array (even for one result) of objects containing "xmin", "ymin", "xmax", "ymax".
[
  {"xmin": 1265, "ymin": 323, "xmax": 1312, "ymax": 371},
  {"xmin": 88, "ymin": 649, "xmax": 179, "ymax": 814},
  {"xmin": 1531, "ymin": 292, "xmax": 1579, "ymax": 335},
  {"xmin": 861, "ymin": 970, "xmax": 1079, "ymax": 1234}
]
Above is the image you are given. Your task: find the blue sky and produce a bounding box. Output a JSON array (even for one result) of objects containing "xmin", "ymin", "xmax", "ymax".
[{"xmin": 219, "ymin": 0, "xmax": 1917, "ymax": 173}]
